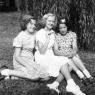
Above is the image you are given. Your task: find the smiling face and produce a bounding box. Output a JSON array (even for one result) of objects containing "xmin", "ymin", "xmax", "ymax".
[
  {"xmin": 45, "ymin": 16, "xmax": 55, "ymax": 30},
  {"xmin": 26, "ymin": 19, "xmax": 36, "ymax": 34},
  {"xmin": 59, "ymin": 23, "xmax": 68, "ymax": 35}
]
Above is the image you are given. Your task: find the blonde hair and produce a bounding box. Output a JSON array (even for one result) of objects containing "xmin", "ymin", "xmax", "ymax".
[{"xmin": 41, "ymin": 13, "xmax": 57, "ymax": 28}]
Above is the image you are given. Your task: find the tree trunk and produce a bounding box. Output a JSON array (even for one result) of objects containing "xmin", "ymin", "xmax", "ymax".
[
  {"xmin": 6, "ymin": 0, "xmax": 10, "ymax": 7},
  {"xmin": 15, "ymin": 0, "xmax": 22, "ymax": 12},
  {"xmin": 24, "ymin": 0, "xmax": 29, "ymax": 13}
]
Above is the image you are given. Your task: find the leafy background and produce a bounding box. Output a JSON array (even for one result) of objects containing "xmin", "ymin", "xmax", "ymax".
[
  {"xmin": 0, "ymin": 0, "xmax": 95, "ymax": 95},
  {"xmin": 21, "ymin": 0, "xmax": 95, "ymax": 51}
]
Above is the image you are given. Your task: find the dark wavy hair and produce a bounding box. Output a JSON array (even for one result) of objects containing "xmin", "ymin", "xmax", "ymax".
[
  {"xmin": 55, "ymin": 17, "xmax": 70, "ymax": 33},
  {"xmin": 20, "ymin": 14, "xmax": 35, "ymax": 31}
]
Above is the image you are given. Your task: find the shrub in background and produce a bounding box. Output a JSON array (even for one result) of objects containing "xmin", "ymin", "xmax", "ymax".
[{"xmin": 20, "ymin": 0, "xmax": 95, "ymax": 51}]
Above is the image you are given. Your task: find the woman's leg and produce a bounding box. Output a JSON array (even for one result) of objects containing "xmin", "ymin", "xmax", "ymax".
[
  {"xmin": 46, "ymin": 62, "xmax": 80, "ymax": 92},
  {"xmin": 60, "ymin": 64, "xmax": 86, "ymax": 95},
  {"xmin": 47, "ymin": 64, "xmax": 85, "ymax": 94},
  {"xmin": 72, "ymin": 54, "xmax": 92, "ymax": 78},
  {"xmin": 1, "ymin": 69, "xmax": 40, "ymax": 80},
  {"xmin": 47, "ymin": 64, "xmax": 73, "ymax": 93},
  {"xmin": 68, "ymin": 59, "xmax": 85, "ymax": 79},
  {"xmin": 47, "ymin": 73, "xmax": 63, "ymax": 93},
  {"xmin": 1, "ymin": 68, "xmax": 50, "ymax": 81}
]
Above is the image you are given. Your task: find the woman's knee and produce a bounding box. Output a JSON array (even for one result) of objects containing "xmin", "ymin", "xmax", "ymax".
[
  {"xmin": 60, "ymin": 64, "xmax": 69, "ymax": 73},
  {"xmin": 69, "ymin": 62, "xmax": 79, "ymax": 72},
  {"xmin": 61, "ymin": 64, "xmax": 68, "ymax": 69},
  {"xmin": 60, "ymin": 64, "xmax": 71, "ymax": 80}
]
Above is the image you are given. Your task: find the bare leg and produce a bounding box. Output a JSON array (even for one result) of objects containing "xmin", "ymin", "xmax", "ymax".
[
  {"xmin": 46, "ymin": 64, "xmax": 74, "ymax": 91},
  {"xmin": 55, "ymin": 64, "xmax": 74, "ymax": 83},
  {"xmin": 56, "ymin": 73, "xmax": 64, "ymax": 83},
  {"xmin": 68, "ymin": 59, "xmax": 85, "ymax": 79},
  {"xmin": 60, "ymin": 64, "xmax": 72, "ymax": 80},
  {"xmin": 47, "ymin": 64, "xmax": 86, "ymax": 94},
  {"xmin": 72, "ymin": 55, "xmax": 86, "ymax": 71},
  {"xmin": 47, "ymin": 64, "xmax": 75, "ymax": 93},
  {"xmin": 60, "ymin": 64, "xmax": 86, "ymax": 95},
  {"xmin": 47, "ymin": 60, "xmax": 84, "ymax": 87},
  {"xmin": 72, "ymin": 55, "xmax": 92, "ymax": 78}
]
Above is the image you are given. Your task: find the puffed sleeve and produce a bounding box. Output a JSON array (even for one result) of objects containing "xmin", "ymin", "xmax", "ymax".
[
  {"xmin": 13, "ymin": 32, "xmax": 23, "ymax": 48},
  {"xmin": 72, "ymin": 32, "xmax": 77, "ymax": 40}
]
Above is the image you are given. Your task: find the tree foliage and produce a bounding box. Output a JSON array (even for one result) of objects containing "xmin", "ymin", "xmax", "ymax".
[{"xmin": 21, "ymin": 0, "xmax": 95, "ymax": 51}]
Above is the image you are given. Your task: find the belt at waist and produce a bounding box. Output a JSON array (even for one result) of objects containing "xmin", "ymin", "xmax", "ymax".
[{"xmin": 22, "ymin": 48, "xmax": 34, "ymax": 52}]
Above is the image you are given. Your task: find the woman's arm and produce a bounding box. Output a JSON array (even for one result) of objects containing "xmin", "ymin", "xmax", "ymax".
[
  {"xmin": 36, "ymin": 35, "xmax": 50, "ymax": 54},
  {"xmin": 53, "ymin": 41, "xmax": 66, "ymax": 56},
  {"xmin": 71, "ymin": 33, "xmax": 78, "ymax": 55}
]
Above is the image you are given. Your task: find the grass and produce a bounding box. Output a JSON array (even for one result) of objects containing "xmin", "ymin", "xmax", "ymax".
[{"xmin": 0, "ymin": 12, "xmax": 95, "ymax": 95}]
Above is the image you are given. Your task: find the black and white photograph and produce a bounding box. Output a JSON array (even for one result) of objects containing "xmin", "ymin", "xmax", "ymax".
[{"xmin": 0, "ymin": 0, "xmax": 95, "ymax": 95}]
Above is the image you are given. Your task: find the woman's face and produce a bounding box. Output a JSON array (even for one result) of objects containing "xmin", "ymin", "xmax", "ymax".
[
  {"xmin": 26, "ymin": 19, "xmax": 36, "ymax": 34},
  {"xmin": 59, "ymin": 24, "xmax": 67, "ymax": 35},
  {"xmin": 45, "ymin": 16, "xmax": 55, "ymax": 29}
]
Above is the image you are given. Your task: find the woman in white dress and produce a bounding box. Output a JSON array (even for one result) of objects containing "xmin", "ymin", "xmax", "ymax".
[{"xmin": 35, "ymin": 13, "xmax": 85, "ymax": 95}]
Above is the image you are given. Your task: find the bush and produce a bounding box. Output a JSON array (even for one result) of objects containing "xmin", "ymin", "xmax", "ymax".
[{"xmin": 22, "ymin": 0, "xmax": 95, "ymax": 51}]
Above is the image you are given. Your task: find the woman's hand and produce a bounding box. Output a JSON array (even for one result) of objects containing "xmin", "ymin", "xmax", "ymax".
[{"xmin": 37, "ymin": 34, "xmax": 50, "ymax": 54}]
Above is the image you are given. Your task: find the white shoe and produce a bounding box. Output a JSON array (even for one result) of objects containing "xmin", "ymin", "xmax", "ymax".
[
  {"xmin": 78, "ymin": 91, "xmax": 86, "ymax": 95},
  {"xmin": 4, "ymin": 76, "xmax": 10, "ymax": 80},
  {"xmin": 11, "ymin": 76, "xmax": 19, "ymax": 80},
  {"xmin": 66, "ymin": 84, "xmax": 86, "ymax": 95},
  {"xmin": 47, "ymin": 84, "xmax": 59, "ymax": 93},
  {"xmin": 1, "ymin": 69, "xmax": 10, "ymax": 76}
]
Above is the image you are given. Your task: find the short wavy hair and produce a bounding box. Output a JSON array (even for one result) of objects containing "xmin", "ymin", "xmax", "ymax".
[
  {"xmin": 20, "ymin": 14, "xmax": 35, "ymax": 31},
  {"xmin": 41, "ymin": 13, "xmax": 57, "ymax": 28}
]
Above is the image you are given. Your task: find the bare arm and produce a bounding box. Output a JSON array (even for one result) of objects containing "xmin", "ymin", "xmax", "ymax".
[
  {"xmin": 70, "ymin": 34, "xmax": 78, "ymax": 56},
  {"xmin": 37, "ymin": 35, "xmax": 50, "ymax": 54},
  {"xmin": 72, "ymin": 35, "xmax": 78, "ymax": 52},
  {"xmin": 53, "ymin": 41, "xmax": 66, "ymax": 56},
  {"xmin": 63, "ymin": 33, "xmax": 78, "ymax": 58}
]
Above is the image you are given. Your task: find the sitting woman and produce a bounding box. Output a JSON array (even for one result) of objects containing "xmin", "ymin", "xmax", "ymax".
[
  {"xmin": 54, "ymin": 18, "xmax": 93, "ymax": 85},
  {"xmin": 35, "ymin": 13, "xmax": 86, "ymax": 95},
  {"xmin": 0, "ymin": 14, "xmax": 49, "ymax": 81}
]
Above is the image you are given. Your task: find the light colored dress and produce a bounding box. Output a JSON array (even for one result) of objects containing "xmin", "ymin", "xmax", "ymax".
[
  {"xmin": 13, "ymin": 31, "xmax": 48, "ymax": 79},
  {"xmin": 35, "ymin": 29, "xmax": 69, "ymax": 77}
]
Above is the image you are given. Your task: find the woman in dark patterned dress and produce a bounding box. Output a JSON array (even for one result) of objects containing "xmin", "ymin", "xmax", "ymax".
[{"xmin": 54, "ymin": 18, "xmax": 93, "ymax": 85}]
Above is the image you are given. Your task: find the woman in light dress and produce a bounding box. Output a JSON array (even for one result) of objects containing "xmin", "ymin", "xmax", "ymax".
[{"xmin": 0, "ymin": 14, "xmax": 49, "ymax": 80}]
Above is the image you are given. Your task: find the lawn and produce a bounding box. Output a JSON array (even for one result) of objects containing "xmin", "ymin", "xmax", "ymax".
[{"xmin": 0, "ymin": 12, "xmax": 95, "ymax": 95}]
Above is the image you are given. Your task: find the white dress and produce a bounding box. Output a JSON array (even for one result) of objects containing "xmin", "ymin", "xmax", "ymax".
[{"xmin": 35, "ymin": 29, "xmax": 69, "ymax": 77}]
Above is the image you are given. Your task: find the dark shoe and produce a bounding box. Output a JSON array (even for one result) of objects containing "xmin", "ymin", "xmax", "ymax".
[
  {"xmin": 81, "ymin": 77, "xmax": 89, "ymax": 86},
  {"xmin": 0, "ymin": 65, "xmax": 8, "ymax": 70},
  {"xmin": 87, "ymin": 77, "xmax": 94, "ymax": 84},
  {"xmin": 81, "ymin": 77, "xmax": 94, "ymax": 86},
  {"xmin": 0, "ymin": 74, "xmax": 5, "ymax": 81}
]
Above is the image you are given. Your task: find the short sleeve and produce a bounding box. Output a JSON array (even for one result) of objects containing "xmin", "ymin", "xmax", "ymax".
[
  {"xmin": 73, "ymin": 32, "xmax": 77, "ymax": 40},
  {"xmin": 69, "ymin": 31, "xmax": 77, "ymax": 41},
  {"xmin": 13, "ymin": 33, "xmax": 23, "ymax": 48},
  {"xmin": 36, "ymin": 29, "xmax": 45, "ymax": 44}
]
